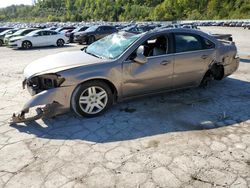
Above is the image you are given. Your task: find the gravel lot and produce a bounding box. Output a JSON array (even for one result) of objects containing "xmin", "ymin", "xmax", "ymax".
[{"xmin": 0, "ymin": 27, "xmax": 250, "ymax": 188}]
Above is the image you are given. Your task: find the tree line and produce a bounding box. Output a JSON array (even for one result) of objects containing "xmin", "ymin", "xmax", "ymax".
[{"xmin": 0, "ymin": 0, "xmax": 249, "ymax": 22}]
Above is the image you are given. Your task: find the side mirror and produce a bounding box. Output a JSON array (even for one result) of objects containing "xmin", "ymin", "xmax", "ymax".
[
  {"xmin": 33, "ymin": 34, "xmax": 39, "ymax": 37},
  {"xmin": 81, "ymin": 46, "xmax": 87, "ymax": 51},
  {"xmin": 133, "ymin": 45, "xmax": 147, "ymax": 64}
]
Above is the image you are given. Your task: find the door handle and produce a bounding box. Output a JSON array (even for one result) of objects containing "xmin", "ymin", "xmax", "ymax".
[
  {"xmin": 201, "ymin": 55, "xmax": 208, "ymax": 59},
  {"xmin": 160, "ymin": 60, "xmax": 170, "ymax": 65}
]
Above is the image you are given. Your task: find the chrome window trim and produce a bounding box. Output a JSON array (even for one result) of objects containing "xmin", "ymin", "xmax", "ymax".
[
  {"xmin": 147, "ymin": 53, "xmax": 174, "ymax": 60},
  {"xmin": 174, "ymin": 48, "xmax": 215, "ymax": 55}
]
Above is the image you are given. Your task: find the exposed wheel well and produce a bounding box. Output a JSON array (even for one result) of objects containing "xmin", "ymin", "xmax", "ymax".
[
  {"xmin": 210, "ymin": 63, "xmax": 224, "ymax": 80},
  {"xmin": 200, "ymin": 63, "xmax": 224, "ymax": 87},
  {"xmin": 79, "ymin": 79, "xmax": 118, "ymax": 101}
]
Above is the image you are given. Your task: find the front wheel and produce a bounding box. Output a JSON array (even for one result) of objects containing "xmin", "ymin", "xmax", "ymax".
[
  {"xmin": 71, "ymin": 81, "xmax": 113, "ymax": 117},
  {"xmin": 22, "ymin": 41, "xmax": 32, "ymax": 49},
  {"xmin": 57, "ymin": 39, "xmax": 65, "ymax": 47},
  {"xmin": 0, "ymin": 39, "xmax": 3, "ymax": 46}
]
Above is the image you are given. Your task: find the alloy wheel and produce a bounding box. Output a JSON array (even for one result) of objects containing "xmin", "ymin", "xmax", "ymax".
[
  {"xmin": 78, "ymin": 86, "xmax": 108, "ymax": 115},
  {"xmin": 57, "ymin": 39, "xmax": 64, "ymax": 47},
  {"xmin": 22, "ymin": 41, "xmax": 32, "ymax": 49}
]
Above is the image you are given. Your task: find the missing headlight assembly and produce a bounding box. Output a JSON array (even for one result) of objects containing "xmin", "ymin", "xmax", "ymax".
[{"xmin": 24, "ymin": 74, "xmax": 65, "ymax": 95}]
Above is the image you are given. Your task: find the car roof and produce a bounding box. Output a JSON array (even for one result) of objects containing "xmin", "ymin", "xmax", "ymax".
[{"xmin": 143, "ymin": 28, "xmax": 218, "ymax": 44}]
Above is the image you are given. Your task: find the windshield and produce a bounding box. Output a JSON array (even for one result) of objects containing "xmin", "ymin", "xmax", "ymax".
[
  {"xmin": 12, "ymin": 29, "xmax": 26, "ymax": 36},
  {"xmin": 55, "ymin": 28, "xmax": 62, "ymax": 32},
  {"xmin": 0, "ymin": 29, "xmax": 11, "ymax": 35},
  {"xmin": 85, "ymin": 26, "xmax": 98, "ymax": 32},
  {"xmin": 86, "ymin": 32, "xmax": 141, "ymax": 59},
  {"xmin": 26, "ymin": 30, "xmax": 39, "ymax": 36},
  {"xmin": 73, "ymin": 27, "xmax": 82, "ymax": 32},
  {"xmin": 6, "ymin": 29, "xmax": 18, "ymax": 35}
]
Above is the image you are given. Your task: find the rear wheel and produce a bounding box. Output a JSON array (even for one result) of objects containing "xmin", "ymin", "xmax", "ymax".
[
  {"xmin": 0, "ymin": 39, "xmax": 3, "ymax": 46},
  {"xmin": 56, "ymin": 39, "xmax": 65, "ymax": 47},
  {"xmin": 87, "ymin": 36, "xmax": 95, "ymax": 45},
  {"xmin": 200, "ymin": 64, "xmax": 224, "ymax": 88},
  {"xmin": 22, "ymin": 41, "xmax": 32, "ymax": 49},
  {"xmin": 71, "ymin": 81, "xmax": 113, "ymax": 117}
]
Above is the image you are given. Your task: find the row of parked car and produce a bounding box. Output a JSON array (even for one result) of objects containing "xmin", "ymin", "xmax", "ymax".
[
  {"xmin": 0, "ymin": 23, "xmax": 199, "ymax": 49},
  {"xmin": 197, "ymin": 21, "xmax": 250, "ymax": 29}
]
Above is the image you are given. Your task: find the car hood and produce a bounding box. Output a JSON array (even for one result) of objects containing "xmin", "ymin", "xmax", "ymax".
[
  {"xmin": 24, "ymin": 51, "xmax": 105, "ymax": 78},
  {"xmin": 4, "ymin": 34, "xmax": 14, "ymax": 39},
  {"xmin": 10, "ymin": 36, "xmax": 25, "ymax": 41}
]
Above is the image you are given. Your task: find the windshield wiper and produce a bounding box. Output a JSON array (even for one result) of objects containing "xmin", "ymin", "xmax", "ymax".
[{"xmin": 85, "ymin": 49, "xmax": 104, "ymax": 59}]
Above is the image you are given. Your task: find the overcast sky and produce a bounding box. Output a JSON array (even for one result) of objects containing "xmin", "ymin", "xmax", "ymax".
[{"xmin": 0, "ymin": 0, "xmax": 33, "ymax": 8}]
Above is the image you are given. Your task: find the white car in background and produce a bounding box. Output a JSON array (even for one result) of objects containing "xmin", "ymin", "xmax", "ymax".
[{"xmin": 8, "ymin": 29, "xmax": 69, "ymax": 49}]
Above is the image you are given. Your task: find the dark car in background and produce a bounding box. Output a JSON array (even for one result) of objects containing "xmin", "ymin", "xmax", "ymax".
[
  {"xmin": 66, "ymin": 26, "xmax": 89, "ymax": 43},
  {"xmin": 74, "ymin": 25, "xmax": 118, "ymax": 44}
]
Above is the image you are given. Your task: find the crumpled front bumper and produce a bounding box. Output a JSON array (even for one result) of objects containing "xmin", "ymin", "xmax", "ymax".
[{"xmin": 10, "ymin": 85, "xmax": 76, "ymax": 124}]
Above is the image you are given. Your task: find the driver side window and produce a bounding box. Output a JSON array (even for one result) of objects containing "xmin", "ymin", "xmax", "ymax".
[
  {"xmin": 37, "ymin": 31, "xmax": 42, "ymax": 36},
  {"xmin": 143, "ymin": 35, "xmax": 168, "ymax": 57},
  {"xmin": 128, "ymin": 35, "xmax": 168, "ymax": 60}
]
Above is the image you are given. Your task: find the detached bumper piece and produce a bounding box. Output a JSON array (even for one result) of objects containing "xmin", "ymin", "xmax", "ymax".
[
  {"xmin": 11, "ymin": 108, "xmax": 44, "ymax": 124},
  {"xmin": 10, "ymin": 103, "xmax": 60, "ymax": 125}
]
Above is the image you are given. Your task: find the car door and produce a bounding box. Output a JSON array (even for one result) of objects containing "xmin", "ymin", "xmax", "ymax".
[
  {"xmin": 30, "ymin": 31, "xmax": 44, "ymax": 46},
  {"xmin": 172, "ymin": 32, "xmax": 215, "ymax": 88},
  {"xmin": 46, "ymin": 31, "xmax": 59, "ymax": 45},
  {"xmin": 122, "ymin": 34, "xmax": 174, "ymax": 97},
  {"xmin": 43, "ymin": 31, "xmax": 55, "ymax": 46}
]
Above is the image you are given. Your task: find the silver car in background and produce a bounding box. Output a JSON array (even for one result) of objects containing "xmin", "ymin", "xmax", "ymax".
[{"xmin": 12, "ymin": 28, "xmax": 239, "ymax": 123}]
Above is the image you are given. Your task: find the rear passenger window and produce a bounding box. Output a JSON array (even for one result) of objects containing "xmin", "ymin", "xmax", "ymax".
[{"xmin": 175, "ymin": 34, "xmax": 203, "ymax": 53}]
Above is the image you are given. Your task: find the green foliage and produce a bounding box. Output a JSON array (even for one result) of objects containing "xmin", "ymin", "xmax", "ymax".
[{"xmin": 0, "ymin": 0, "xmax": 249, "ymax": 22}]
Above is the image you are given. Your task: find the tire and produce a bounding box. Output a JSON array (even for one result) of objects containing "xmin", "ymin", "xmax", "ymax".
[
  {"xmin": 22, "ymin": 41, "xmax": 32, "ymax": 49},
  {"xmin": 0, "ymin": 39, "xmax": 3, "ymax": 46},
  {"xmin": 87, "ymin": 36, "xmax": 95, "ymax": 45},
  {"xmin": 71, "ymin": 81, "xmax": 113, "ymax": 117},
  {"xmin": 57, "ymin": 39, "xmax": 65, "ymax": 47}
]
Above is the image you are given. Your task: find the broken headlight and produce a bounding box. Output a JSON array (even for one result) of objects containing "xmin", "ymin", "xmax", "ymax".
[{"xmin": 25, "ymin": 74, "xmax": 65, "ymax": 94}]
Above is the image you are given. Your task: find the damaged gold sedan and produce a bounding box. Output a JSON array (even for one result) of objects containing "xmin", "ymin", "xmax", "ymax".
[{"xmin": 11, "ymin": 28, "xmax": 239, "ymax": 124}]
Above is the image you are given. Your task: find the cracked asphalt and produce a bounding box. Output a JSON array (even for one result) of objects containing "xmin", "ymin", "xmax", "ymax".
[{"xmin": 0, "ymin": 27, "xmax": 250, "ymax": 188}]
